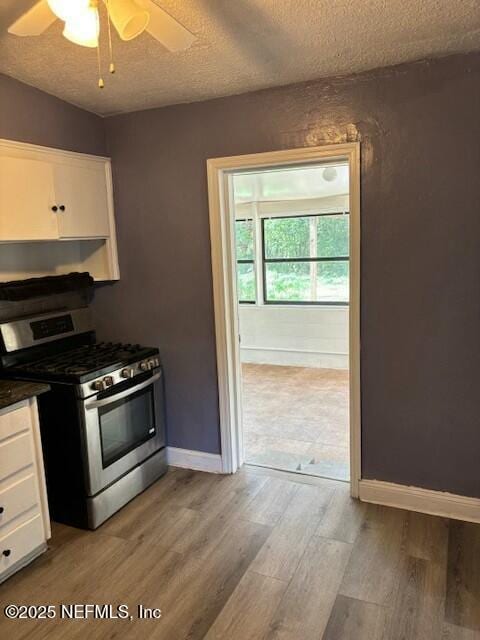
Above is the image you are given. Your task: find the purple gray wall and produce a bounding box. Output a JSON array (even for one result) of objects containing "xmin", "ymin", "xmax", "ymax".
[
  {"xmin": 93, "ymin": 53, "xmax": 480, "ymax": 497},
  {"xmin": 0, "ymin": 73, "xmax": 106, "ymax": 155}
]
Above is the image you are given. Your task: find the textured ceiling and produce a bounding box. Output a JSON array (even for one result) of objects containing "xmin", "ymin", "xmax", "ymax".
[{"xmin": 1, "ymin": 0, "xmax": 479, "ymax": 115}]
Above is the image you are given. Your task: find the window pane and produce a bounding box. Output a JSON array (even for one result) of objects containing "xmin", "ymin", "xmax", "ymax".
[
  {"xmin": 317, "ymin": 215, "xmax": 349, "ymax": 257},
  {"xmin": 265, "ymin": 261, "xmax": 349, "ymax": 303},
  {"xmin": 316, "ymin": 261, "xmax": 349, "ymax": 302},
  {"xmin": 265, "ymin": 261, "xmax": 310, "ymax": 301},
  {"xmin": 264, "ymin": 215, "xmax": 349, "ymax": 259},
  {"xmin": 264, "ymin": 217, "xmax": 310, "ymax": 259},
  {"xmin": 235, "ymin": 220, "xmax": 254, "ymax": 260},
  {"xmin": 237, "ymin": 262, "xmax": 256, "ymax": 302}
]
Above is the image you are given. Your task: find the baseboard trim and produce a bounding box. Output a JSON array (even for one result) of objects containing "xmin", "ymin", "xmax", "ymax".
[
  {"xmin": 241, "ymin": 346, "xmax": 347, "ymax": 356},
  {"xmin": 359, "ymin": 479, "xmax": 480, "ymax": 524},
  {"xmin": 166, "ymin": 447, "xmax": 223, "ymax": 473},
  {"xmin": 240, "ymin": 346, "xmax": 348, "ymax": 370}
]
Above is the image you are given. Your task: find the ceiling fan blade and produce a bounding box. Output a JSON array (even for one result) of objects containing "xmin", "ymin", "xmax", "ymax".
[
  {"xmin": 8, "ymin": 0, "xmax": 56, "ymax": 37},
  {"xmin": 137, "ymin": 0, "xmax": 195, "ymax": 51}
]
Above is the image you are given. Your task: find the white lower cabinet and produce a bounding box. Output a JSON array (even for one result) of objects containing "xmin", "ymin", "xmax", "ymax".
[
  {"xmin": 0, "ymin": 475, "xmax": 38, "ymax": 528},
  {"xmin": 0, "ymin": 515, "xmax": 45, "ymax": 576},
  {"xmin": 0, "ymin": 398, "xmax": 50, "ymax": 584},
  {"xmin": 0, "ymin": 432, "xmax": 34, "ymax": 482}
]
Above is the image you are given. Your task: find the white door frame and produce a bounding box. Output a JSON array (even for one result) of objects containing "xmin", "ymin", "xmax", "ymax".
[{"xmin": 207, "ymin": 143, "xmax": 361, "ymax": 497}]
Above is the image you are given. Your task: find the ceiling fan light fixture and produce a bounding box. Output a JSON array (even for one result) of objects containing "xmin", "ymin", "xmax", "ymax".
[
  {"xmin": 47, "ymin": 0, "xmax": 91, "ymax": 22},
  {"xmin": 63, "ymin": 6, "xmax": 100, "ymax": 48},
  {"xmin": 108, "ymin": 0, "xmax": 150, "ymax": 41}
]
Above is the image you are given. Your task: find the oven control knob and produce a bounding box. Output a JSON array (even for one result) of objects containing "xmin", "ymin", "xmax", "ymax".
[
  {"xmin": 103, "ymin": 376, "xmax": 114, "ymax": 387},
  {"xmin": 139, "ymin": 361, "xmax": 149, "ymax": 371},
  {"xmin": 121, "ymin": 368, "xmax": 134, "ymax": 379},
  {"xmin": 92, "ymin": 380, "xmax": 106, "ymax": 391},
  {"xmin": 148, "ymin": 359, "xmax": 156, "ymax": 369}
]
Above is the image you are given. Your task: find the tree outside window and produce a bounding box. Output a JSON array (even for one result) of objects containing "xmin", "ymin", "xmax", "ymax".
[
  {"xmin": 234, "ymin": 213, "xmax": 349, "ymax": 305},
  {"xmin": 235, "ymin": 219, "xmax": 255, "ymax": 303}
]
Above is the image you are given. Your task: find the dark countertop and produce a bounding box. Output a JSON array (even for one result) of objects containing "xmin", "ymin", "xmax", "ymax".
[{"xmin": 0, "ymin": 379, "xmax": 50, "ymax": 411}]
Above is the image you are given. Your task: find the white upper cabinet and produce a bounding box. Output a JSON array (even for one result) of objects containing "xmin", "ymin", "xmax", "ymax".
[
  {"xmin": 53, "ymin": 161, "xmax": 111, "ymax": 238},
  {"xmin": 0, "ymin": 139, "xmax": 119, "ymax": 282},
  {"xmin": 0, "ymin": 155, "xmax": 58, "ymax": 241},
  {"xmin": 0, "ymin": 140, "xmax": 114, "ymax": 241}
]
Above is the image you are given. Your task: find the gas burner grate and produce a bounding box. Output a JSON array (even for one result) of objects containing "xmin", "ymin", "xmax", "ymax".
[{"xmin": 18, "ymin": 342, "xmax": 154, "ymax": 378}]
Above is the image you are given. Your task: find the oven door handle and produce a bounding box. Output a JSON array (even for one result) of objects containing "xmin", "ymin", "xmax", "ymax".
[{"xmin": 85, "ymin": 371, "xmax": 162, "ymax": 410}]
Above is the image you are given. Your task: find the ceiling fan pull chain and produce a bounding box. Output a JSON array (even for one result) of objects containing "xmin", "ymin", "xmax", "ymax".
[
  {"xmin": 97, "ymin": 40, "xmax": 104, "ymax": 88},
  {"xmin": 106, "ymin": 0, "xmax": 116, "ymax": 74}
]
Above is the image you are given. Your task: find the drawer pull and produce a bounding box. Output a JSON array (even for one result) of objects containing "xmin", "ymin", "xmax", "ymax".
[
  {"xmin": 0, "ymin": 507, "xmax": 4, "ymax": 514},
  {"xmin": 2, "ymin": 549, "xmax": 11, "ymax": 557}
]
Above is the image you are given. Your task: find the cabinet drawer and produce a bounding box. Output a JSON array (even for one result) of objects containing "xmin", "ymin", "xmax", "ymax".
[
  {"xmin": 0, "ymin": 475, "xmax": 38, "ymax": 530},
  {"xmin": 0, "ymin": 433, "xmax": 34, "ymax": 483},
  {"xmin": 0, "ymin": 515, "xmax": 44, "ymax": 576},
  {"xmin": 0, "ymin": 403, "xmax": 30, "ymax": 442}
]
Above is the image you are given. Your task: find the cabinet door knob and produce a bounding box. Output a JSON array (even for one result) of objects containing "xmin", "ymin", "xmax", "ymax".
[
  {"xmin": 2, "ymin": 549, "xmax": 11, "ymax": 557},
  {"xmin": 0, "ymin": 506, "xmax": 4, "ymax": 514},
  {"xmin": 59, "ymin": 205, "xmax": 66, "ymax": 211},
  {"xmin": 51, "ymin": 205, "xmax": 58, "ymax": 212}
]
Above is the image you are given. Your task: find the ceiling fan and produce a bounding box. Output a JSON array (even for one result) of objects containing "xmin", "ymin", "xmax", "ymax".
[{"xmin": 8, "ymin": 0, "xmax": 195, "ymax": 87}]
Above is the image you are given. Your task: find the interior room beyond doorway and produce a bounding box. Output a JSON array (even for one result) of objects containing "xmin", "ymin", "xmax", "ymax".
[{"xmin": 232, "ymin": 162, "xmax": 350, "ymax": 481}]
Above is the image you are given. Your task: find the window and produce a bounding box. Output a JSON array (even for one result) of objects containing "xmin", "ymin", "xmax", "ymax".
[
  {"xmin": 235, "ymin": 219, "xmax": 256, "ymax": 303},
  {"xmin": 262, "ymin": 213, "xmax": 349, "ymax": 304}
]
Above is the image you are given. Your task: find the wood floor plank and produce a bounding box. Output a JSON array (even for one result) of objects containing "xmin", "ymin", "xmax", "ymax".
[
  {"xmin": 322, "ymin": 594, "xmax": 387, "ymax": 640},
  {"xmin": 265, "ymin": 536, "xmax": 352, "ymax": 640},
  {"xmin": 186, "ymin": 467, "xmax": 258, "ymax": 511},
  {"xmin": 406, "ymin": 510, "xmax": 449, "ymax": 561},
  {"xmin": 339, "ymin": 504, "xmax": 409, "ymax": 606},
  {"xmin": 446, "ymin": 521, "xmax": 480, "ymax": 631},
  {"xmin": 371, "ymin": 516, "xmax": 448, "ymax": 640},
  {"xmin": 170, "ymin": 471, "xmax": 267, "ymax": 557},
  {"xmin": 407, "ymin": 512, "xmax": 449, "ymax": 639},
  {"xmin": 251, "ymin": 481, "xmax": 335, "ymax": 581},
  {"xmin": 443, "ymin": 622, "xmax": 480, "ymax": 639},
  {"xmin": 188, "ymin": 466, "xmax": 268, "ymax": 515},
  {"xmin": 204, "ymin": 571, "xmax": 287, "ymax": 640},
  {"xmin": 146, "ymin": 518, "xmax": 272, "ymax": 640},
  {"xmin": 384, "ymin": 555, "xmax": 428, "ymax": 640},
  {"xmin": 144, "ymin": 466, "xmax": 220, "ymax": 510},
  {"xmin": 316, "ymin": 483, "xmax": 366, "ymax": 543},
  {"xmin": 102, "ymin": 502, "xmax": 201, "ymax": 549},
  {"xmin": 241, "ymin": 476, "xmax": 299, "ymax": 526}
]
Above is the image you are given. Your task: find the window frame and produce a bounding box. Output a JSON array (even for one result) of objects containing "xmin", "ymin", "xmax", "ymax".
[
  {"xmin": 261, "ymin": 211, "xmax": 349, "ymax": 306},
  {"xmin": 235, "ymin": 218, "xmax": 256, "ymax": 304}
]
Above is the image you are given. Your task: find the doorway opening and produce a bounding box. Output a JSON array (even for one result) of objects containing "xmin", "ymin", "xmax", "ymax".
[
  {"xmin": 207, "ymin": 144, "xmax": 360, "ymax": 495},
  {"xmin": 233, "ymin": 162, "xmax": 350, "ymax": 480}
]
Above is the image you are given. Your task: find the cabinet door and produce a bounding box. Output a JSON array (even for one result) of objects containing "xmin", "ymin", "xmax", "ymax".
[
  {"xmin": 0, "ymin": 156, "xmax": 58, "ymax": 240},
  {"xmin": 54, "ymin": 161, "xmax": 111, "ymax": 238}
]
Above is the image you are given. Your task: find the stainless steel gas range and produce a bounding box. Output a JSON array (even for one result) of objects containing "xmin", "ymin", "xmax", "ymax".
[{"xmin": 0, "ymin": 307, "xmax": 167, "ymax": 530}]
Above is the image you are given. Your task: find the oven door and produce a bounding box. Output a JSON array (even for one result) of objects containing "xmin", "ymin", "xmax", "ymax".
[{"xmin": 81, "ymin": 368, "xmax": 165, "ymax": 496}]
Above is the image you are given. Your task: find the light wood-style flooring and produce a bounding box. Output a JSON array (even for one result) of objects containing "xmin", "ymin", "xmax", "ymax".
[{"xmin": 1, "ymin": 465, "xmax": 479, "ymax": 639}]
